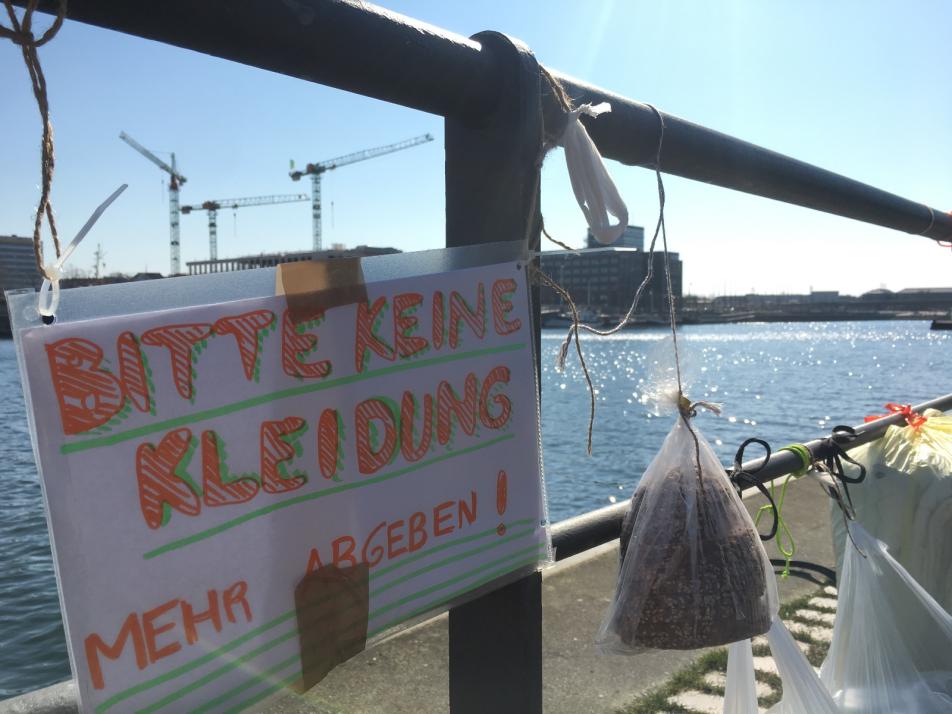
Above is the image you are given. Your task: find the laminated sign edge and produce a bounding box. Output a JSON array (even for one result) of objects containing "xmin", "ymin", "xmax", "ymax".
[{"xmin": 12, "ymin": 257, "xmax": 548, "ymax": 712}]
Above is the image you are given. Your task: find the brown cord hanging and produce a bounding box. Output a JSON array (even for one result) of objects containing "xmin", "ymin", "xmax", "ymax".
[{"xmin": 1, "ymin": 0, "xmax": 68, "ymax": 280}]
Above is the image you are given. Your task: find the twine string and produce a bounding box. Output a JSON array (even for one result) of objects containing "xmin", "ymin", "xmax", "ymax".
[
  {"xmin": 530, "ymin": 264, "xmax": 596, "ymax": 454},
  {"xmin": 534, "ymin": 73, "xmax": 704, "ymax": 465},
  {"xmin": 1, "ymin": 0, "xmax": 68, "ymax": 280},
  {"xmin": 554, "ymin": 103, "xmax": 667, "ymax": 365},
  {"xmin": 633, "ymin": 104, "xmax": 709, "ymax": 484}
]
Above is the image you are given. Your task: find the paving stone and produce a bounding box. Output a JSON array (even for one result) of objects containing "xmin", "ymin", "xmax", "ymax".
[
  {"xmin": 785, "ymin": 620, "xmax": 833, "ymax": 643},
  {"xmin": 752, "ymin": 656, "xmax": 778, "ymax": 675},
  {"xmin": 751, "ymin": 635, "xmax": 769, "ymax": 649},
  {"xmin": 794, "ymin": 608, "xmax": 836, "ymax": 625},
  {"xmin": 668, "ymin": 690, "xmax": 725, "ymax": 713},
  {"xmin": 702, "ymin": 671, "xmax": 775, "ymax": 698},
  {"xmin": 823, "ymin": 585, "xmax": 838, "ymax": 597},
  {"xmin": 808, "ymin": 596, "xmax": 839, "ymax": 610}
]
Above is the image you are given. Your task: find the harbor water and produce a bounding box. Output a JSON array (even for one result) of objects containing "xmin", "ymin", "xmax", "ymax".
[{"xmin": 1, "ymin": 321, "xmax": 949, "ymax": 698}]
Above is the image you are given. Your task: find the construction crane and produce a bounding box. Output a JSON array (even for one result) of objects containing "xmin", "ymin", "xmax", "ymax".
[
  {"xmin": 290, "ymin": 133, "xmax": 434, "ymax": 252},
  {"xmin": 119, "ymin": 131, "xmax": 187, "ymax": 275},
  {"xmin": 181, "ymin": 193, "xmax": 309, "ymax": 260}
]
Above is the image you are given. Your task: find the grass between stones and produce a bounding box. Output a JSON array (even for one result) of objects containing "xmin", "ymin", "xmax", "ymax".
[{"xmin": 617, "ymin": 589, "xmax": 833, "ymax": 714}]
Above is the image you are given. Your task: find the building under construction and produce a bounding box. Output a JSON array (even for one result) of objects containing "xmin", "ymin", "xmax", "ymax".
[{"xmin": 186, "ymin": 245, "xmax": 401, "ymax": 275}]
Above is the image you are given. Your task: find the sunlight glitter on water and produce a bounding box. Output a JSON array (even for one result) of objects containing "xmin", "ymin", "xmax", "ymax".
[
  {"xmin": 0, "ymin": 321, "xmax": 949, "ymax": 696},
  {"xmin": 540, "ymin": 321, "xmax": 951, "ymax": 522}
]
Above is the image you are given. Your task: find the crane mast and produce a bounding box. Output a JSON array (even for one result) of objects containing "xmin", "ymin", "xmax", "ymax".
[
  {"xmin": 180, "ymin": 193, "xmax": 309, "ymax": 260},
  {"xmin": 119, "ymin": 131, "xmax": 187, "ymax": 275},
  {"xmin": 290, "ymin": 133, "xmax": 433, "ymax": 252}
]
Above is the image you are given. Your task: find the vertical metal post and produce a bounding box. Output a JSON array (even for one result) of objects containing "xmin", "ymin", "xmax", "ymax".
[{"xmin": 445, "ymin": 31, "xmax": 544, "ymax": 714}]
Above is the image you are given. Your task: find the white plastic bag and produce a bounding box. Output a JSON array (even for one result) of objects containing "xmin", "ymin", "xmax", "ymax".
[
  {"xmin": 724, "ymin": 639, "xmax": 759, "ymax": 714},
  {"xmin": 559, "ymin": 102, "xmax": 628, "ymax": 245},
  {"xmin": 723, "ymin": 620, "xmax": 838, "ymax": 714},
  {"xmin": 831, "ymin": 409, "xmax": 952, "ymax": 612},
  {"xmin": 820, "ymin": 522, "xmax": 952, "ymax": 713},
  {"xmin": 597, "ymin": 416, "xmax": 778, "ymax": 652},
  {"xmin": 765, "ymin": 619, "xmax": 839, "ymax": 714}
]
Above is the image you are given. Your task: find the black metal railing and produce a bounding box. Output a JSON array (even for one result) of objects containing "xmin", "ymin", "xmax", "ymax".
[
  {"xmin": 28, "ymin": 1, "xmax": 952, "ymax": 243},
  {"xmin": 14, "ymin": 2, "xmax": 952, "ymax": 712},
  {"xmin": 551, "ymin": 391, "xmax": 952, "ymax": 563}
]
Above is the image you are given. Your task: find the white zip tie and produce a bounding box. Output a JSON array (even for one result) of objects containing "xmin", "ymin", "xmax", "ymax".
[
  {"xmin": 38, "ymin": 184, "xmax": 128, "ymax": 321},
  {"xmin": 559, "ymin": 102, "xmax": 628, "ymax": 245}
]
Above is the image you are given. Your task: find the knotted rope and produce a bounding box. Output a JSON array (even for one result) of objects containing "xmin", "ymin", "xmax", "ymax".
[
  {"xmin": 534, "ymin": 72, "xmax": 682, "ymax": 454},
  {"xmin": 1, "ymin": 0, "xmax": 68, "ymax": 281}
]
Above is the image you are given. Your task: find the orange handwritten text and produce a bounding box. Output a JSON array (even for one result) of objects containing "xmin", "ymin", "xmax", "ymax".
[
  {"xmin": 305, "ymin": 492, "xmax": 477, "ymax": 572},
  {"xmin": 47, "ymin": 278, "xmax": 521, "ymax": 436},
  {"xmin": 84, "ymin": 580, "xmax": 252, "ymax": 690}
]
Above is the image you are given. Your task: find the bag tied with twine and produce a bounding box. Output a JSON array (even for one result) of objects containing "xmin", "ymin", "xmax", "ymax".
[{"xmin": 597, "ymin": 397, "xmax": 778, "ymax": 652}]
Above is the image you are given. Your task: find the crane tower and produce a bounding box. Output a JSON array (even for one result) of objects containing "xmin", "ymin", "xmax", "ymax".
[
  {"xmin": 181, "ymin": 193, "xmax": 309, "ymax": 260},
  {"xmin": 290, "ymin": 133, "xmax": 433, "ymax": 252},
  {"xmin": 119, "ymin": 131, "xmax": 187, "ymax": 275}
]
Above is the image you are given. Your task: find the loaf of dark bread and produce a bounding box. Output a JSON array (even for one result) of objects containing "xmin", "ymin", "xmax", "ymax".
[{"xmin": 614, "ymin": 469, "xmax": 771, "ymax": 649}]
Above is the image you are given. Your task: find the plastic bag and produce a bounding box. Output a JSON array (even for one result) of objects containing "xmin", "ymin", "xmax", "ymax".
[
  {"xmin": 724, "ymin": 639, "xmax": 759, "ymax": 714},
  {"xmin": 597, "ymin": 415, "xmax": 778, "ymax": 652},
  {"xmin": 766, "ymin": 619, "xmax": 839, "ymax": 714},
  {"xmin": 831, "ymin": 409, "xmax": 952, "ymax": 612},
  {"xmin": 820, "ymin": 522, "xmax": 952, "ymax": 713},
  {"xmin": 723, "ymin": 621, "xmax": 838, "ymax": 714}
]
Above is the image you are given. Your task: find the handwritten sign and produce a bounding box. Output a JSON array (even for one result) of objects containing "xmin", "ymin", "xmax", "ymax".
[{"xmin": 15, "ymin": 261, "xmax": 548, "ymax": 712}]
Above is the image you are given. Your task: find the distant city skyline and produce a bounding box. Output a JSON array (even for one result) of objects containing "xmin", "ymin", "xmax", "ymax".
[{"xmin": 1, "ymin": 1, "xmax": 950, "ymax": 296}]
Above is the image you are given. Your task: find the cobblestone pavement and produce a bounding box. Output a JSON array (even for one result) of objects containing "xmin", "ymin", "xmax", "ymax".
[{"xmin": 625, "ymin": 585, "xmax": 838, "ymax": 714}]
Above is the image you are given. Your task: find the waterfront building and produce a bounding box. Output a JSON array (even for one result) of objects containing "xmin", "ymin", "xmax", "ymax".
[
  {"xmin": 0, "ymin": 235, "xmax": 41, "ymax": 293},
  {"xmin": 708, "ymin": 288, "xmax": 952, "ymax": 315},
  {"xmin": 539, "ymin": 246, "xmax": 681, "ymax": 317},
  {"xmin": 59, "ymin": 272, "xmax": 163, "ymax": 289},
  {"xmin": 861, "ymin": 287, "xmax": 952, "ymax": 311},
  {"xmin": 0, "ymin": 235, "xmax": 42, "ymax": 337},
  {"xmin": 586, "ymin": 224, "xmax": 644, "ymax": 250},
  {"xmin": 186, "ymin": 245, "xmax": 401, "ymax": 275}
]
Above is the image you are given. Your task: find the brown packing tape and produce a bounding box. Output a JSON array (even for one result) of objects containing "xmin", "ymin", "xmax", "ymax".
[
  {"xmin": 276, "ymin": 258, "xmax": 368, "ymax": 325},
  {"xmin": 294, "ymin": 563, "xmax": 370, "ymax": 692}
]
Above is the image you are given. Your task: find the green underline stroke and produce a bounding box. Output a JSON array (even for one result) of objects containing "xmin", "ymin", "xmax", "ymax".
[
  {"xmin": 368, "ymin": 550, "xmax": 546, "ymax": 638},
  {"xmin": 126, "ymin": 547, "xmax": 545, "ymax": 714},
  {"xmin": 94, "ymin": 609, "xmax": 297, "ymax": 714},
  {"xmin": 224, "ymin": 670, "xmax": 303, "ymax": 714},
  {"xmin": 134, "ymin": 630, "xmax": 298, "ymax": 714},
  {"xmin": 204, "ymin": 533, "xmax": 542, "ymax": 706},
  {"xmin": 216, "ymin": 548, "xmax": 545, "ymax": 713},
  {"xmin": 152, "ymin": 602, "xmax": 363, "ymax": 714},
  {"xmin": 190, "ymin": 653, "xmax": 301, "ymax": 714},
  {"xmin": 370, "ymin": 517, "xmax": 534, "ymax": 580},
  {"xmin": 62, "ymin": 342, "xmax": 526, "ymax": 455},
  {"xmin": 369, "ymin": 541, "xmax": 544, "ymax": 621},
  {"xmin": 142, "ymin": 432, "xmax": 515, "ymax": 559},
  {"xmin": 372, "ymin": 528, "xmax": 535, "ymax": 596},
  {"xmin": 100, "ymin": 515, "xmax": 538, "ymax": 712},
  {"xmin": 142, "ymin": 534, "xmax": 538, "ymax": 711}
]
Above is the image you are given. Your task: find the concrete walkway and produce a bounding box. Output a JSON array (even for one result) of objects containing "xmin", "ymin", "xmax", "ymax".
[
  {"xmin": 0, "ymin": 478, "xmax": 836, "ymax": 714},
  {"xmin": 663, "ymin": 584, "xmax": 838, "ymax": 713},
  {"xmin": 259, "ymin": 477, "xmax": 835, "ymax": 714}
]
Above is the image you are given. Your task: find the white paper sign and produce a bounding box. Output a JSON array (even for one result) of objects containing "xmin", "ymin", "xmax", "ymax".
[{"xmin": 15, "ymin": 261, "xmax": 548, "ymax": 713}]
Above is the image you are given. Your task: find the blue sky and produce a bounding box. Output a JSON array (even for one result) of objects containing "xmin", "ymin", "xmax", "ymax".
[{"xmin": 1, "ymin": 0, "xmax": 950, "ymax": 295}]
